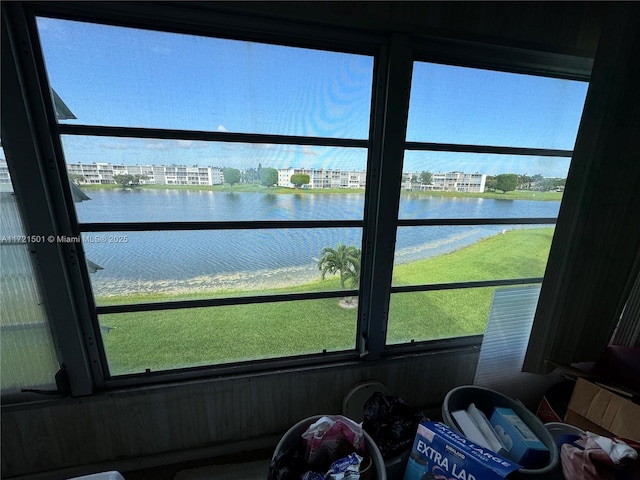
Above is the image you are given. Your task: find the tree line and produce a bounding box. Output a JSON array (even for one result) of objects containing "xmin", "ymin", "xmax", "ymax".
[
  {"xmin": 415, "ymin": 171, "xmax": 566, "ymax": 193},
  {"xmin": 484, "ymin": 173, "xmax": 566, "ymax": 193},
  {"xmin": 222, "ymin": 166, "xmax": 281, "ymax": 188}
]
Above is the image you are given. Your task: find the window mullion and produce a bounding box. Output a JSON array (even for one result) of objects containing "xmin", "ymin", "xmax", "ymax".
[{"xmin": 361, "ymin": 34, "xmax": 414, "ymax": 360}]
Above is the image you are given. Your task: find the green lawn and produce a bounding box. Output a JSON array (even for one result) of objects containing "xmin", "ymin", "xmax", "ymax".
[{"xmin": 95, "ymin": 227, "xmax": 554, "ymax": 375}]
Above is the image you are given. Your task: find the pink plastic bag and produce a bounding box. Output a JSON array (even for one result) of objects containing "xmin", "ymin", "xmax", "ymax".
[{"xmin": 301, "ymin": 415, "xmax": 365, "ymax": 471}]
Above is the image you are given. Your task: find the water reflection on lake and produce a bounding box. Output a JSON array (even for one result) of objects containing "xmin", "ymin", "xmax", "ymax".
[{"xmin": 77, "ymin": 190, "xmax": 559, "ymax": 296}]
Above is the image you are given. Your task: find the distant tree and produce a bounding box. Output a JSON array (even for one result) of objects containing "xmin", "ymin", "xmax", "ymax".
[
  {"xmin": 419, "ymin": 171, "xmax": 433, "ymax": 185},
  {"xmin": 290, "ymin": 173, "xmax": 310, "ymax": 188},
  {"xmin": 318, "ymin": 243, "xmax": 361, "ymax": 290},
  {"xmin": 530, "ymin": 174, "xmax": 545, "ymax": 190},
  {"xmin": 485, "ymin": 176, "xmax": 497, "ymax": 191},
  {"xmin": 113, "ymin": 174, "xmax": 135, "ymax": 187},
  {"xmin": 550, "ymin": 178, "xmax": 566, "ymax": 190},
  {"xmin": 533, "ymin": 177, "xmax": 566, "ymax": 192},
  {"xmin": 517, "ymin": 174, "xmax": 531, "ymax": 190},
  {"xmin": 495, "ymin": 174, "xmax": 518, "ymax": 193},
  {"xmin": 131, "ymin": 174, "xmax": 149, "ymax": 186},
  {"xmin": 114, "ymin": 174, "xmax": 148, "ymax": 187},
  {"xmin": 260, "ymin": 167, "xmax": 278, "ymax": 188},
  {"xmin": 243, "ymin": 167, "xmax": 259, "ymax": 183},
  {"xmin": 223, "ymin": 167, "xmax": 241, "ymax": 186},
  {"xmin": 69, "ymin": 173, "xmax": 86, "ymax": 185}
]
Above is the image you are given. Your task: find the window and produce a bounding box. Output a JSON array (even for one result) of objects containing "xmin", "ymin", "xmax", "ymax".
[
  {"xmin": 0, "ymin": 148, "xmax": 60, "ymax": 398},
  {"xmin": 35, "ymin": 17, "xmax": 374, "ymax": 377},
  {"xmin": 1, "ymin": 3, "xmax": 592, "ymax": 395},
  {"xmin": 387, "ymin": 62, "xmax": 588, "ymax": 346}
]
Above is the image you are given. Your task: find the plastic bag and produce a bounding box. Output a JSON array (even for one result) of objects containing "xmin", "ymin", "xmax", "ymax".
[
  {"xmin": 362, "ymin": 392, "xmax": 425, "ymax": 459},
  {"xmin": 301, "ymin": 415, "xmax": 365, "ymax": 471},
  {"xmin": 560, "ymin": 433, "xmax": 640, "ymax": 480},
  {"xmin": 267, "ymin": 446, "xmax": 309, "ymax": 480}
]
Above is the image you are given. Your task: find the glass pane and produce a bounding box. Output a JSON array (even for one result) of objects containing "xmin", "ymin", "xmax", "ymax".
[
  {"xmin": 62, "ymin": 137, "xmax": 367, "ymax": 223},
  {"xmin": 400, "ymin": 152, "xmax": 567, "ymax": 219},
  {"xmin": 37, "ymin": 17, "xmax": 373, "ymax": 139},
  {"xmin": 393, "ymin": 225, "xmax": 554, "ymax": 286},
  {"xmin": 100, "ymin": 299, "xmax": 358, "ymax": 375},
  {"xmin": 86, "ymin": 228, "xmax": 362, "ymax": 305},
  {"xmin": 0, "ymin": 153, "xmax": 59, "ymax": 397},
  {"xmin": 406, "ymin": 62, "xmax": 588, "ymax": 149},
  {"xmin": 387, "ymin": 287, "xmax": 502, "ymax": 344}
]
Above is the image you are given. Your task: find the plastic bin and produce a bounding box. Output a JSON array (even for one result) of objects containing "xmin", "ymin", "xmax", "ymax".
[
  {"xmin": 67, "ymin": 473, "xmax": 124, "ymax": 480},
  {"xmin": 272, "ymin": 415, "xmax": 387, "ymax": 480},
  {"xmin": 442, "ymin": 386, "xmax": 559, "ymax": 478}
]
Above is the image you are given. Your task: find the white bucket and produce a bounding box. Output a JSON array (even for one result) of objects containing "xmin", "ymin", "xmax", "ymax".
[{"xmin": 272, "ymin": 415, "xmax": 387, "ymax": 480}]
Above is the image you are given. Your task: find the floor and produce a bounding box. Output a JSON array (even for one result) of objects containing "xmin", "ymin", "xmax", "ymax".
[{"xmin": 122, "ymin": 448, "xmax": 273, "ymax": 480}]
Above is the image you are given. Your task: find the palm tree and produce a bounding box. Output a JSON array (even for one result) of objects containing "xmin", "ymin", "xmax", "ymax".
[{"xmin": 317, "ymin": 243, "xmax": 361, "ymax": 289}]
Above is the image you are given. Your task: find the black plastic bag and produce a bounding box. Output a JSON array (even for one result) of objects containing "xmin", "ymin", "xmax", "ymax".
[
  {"xmin": 267, "ymin": 445, "xmax": 309, "ymax": 480},
  {"xmin": 362, "ymin": 392, "xmax": 426, "ymax": 459}
]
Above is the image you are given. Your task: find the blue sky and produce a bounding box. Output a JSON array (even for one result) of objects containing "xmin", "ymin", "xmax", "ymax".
[{"xmin": 37, "ymin": 17, "xmax": 588, "ymax": 177}]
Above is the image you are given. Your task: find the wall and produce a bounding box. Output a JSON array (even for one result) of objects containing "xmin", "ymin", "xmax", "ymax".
[{"xmin": 2, "ymin": 348, "xmax": 478, "ymax": 478}]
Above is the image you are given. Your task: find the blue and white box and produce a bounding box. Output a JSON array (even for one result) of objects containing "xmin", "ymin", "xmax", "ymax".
[
  {"xmin": 403, "ymin": 421, "xmax": 521, "ymax": 480},
  {"xmin": 489, "ymin": 407, "xmax": 549, "ymax": 469}
]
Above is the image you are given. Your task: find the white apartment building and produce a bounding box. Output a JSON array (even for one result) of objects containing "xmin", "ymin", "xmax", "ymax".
[
  {"xmin": 421, "ymin": 171, "xmax": 486, "ymax": 193},
  {"xmin": 0, "ymin": 158, "xmax": 11, "ymax": 185},
  {"xmin": 66, "ymin": 163, "xmax": 222, "ymax": 186},
  {"xmin": 278, "ymin": 168, "xmax": 366, "ymax": 189}
]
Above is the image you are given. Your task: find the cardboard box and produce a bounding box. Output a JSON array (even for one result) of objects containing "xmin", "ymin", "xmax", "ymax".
[
  {"xmin": 536, "ymin": 380, "xmax": 576, "ymax": 424},
  {"xmin": 489, "ymin": 407, "xmax": 550, "ymax": 469},
  {"xmin": 402, "ymin": 421, "xmax": 521, "ymax": 480},
  {"xmin": 565, "ymin": 377, "xmax": 640, "ymax": 442}
]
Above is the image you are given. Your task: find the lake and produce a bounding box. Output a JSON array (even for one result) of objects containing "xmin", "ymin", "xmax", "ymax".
[{"xmin": 76, "ymin": 190, "xmax": 560, "ymax": 297}]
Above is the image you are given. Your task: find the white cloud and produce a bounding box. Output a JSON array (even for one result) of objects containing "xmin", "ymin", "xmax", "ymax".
[
  {"xmin": 177, "ymin": 140, "xmax": 193, "ymax": 148},
  {"xmin": 145, "ymin": 142, "xmax": 167, "ymax": 150},
  {"xmin": 217, "ymin": 124, "xmax": 229, "ymax": 132}
]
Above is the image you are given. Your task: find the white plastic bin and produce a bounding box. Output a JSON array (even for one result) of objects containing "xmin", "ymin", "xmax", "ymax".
[
  {"xmin": 273, "ymin": 415, "xmax": 387, "ymax": 480},
  {"xmin": 67, "ymin": 472, "xmax": 125, "ymax": 480}
]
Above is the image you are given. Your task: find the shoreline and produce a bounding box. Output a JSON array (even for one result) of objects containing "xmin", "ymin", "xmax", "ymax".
[
  {"xmin": 92, "ymin": 264, "xmax": 322, "ymax": 298},
  {"xmin": 89, "ymin": 227, "xmax": 553, "ymax": 300},
  {"xmin": 78, "ymin": 184, "xmax": 563, "ymax": 202}
]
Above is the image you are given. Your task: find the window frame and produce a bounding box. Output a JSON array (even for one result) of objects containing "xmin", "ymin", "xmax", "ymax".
[
  {"xmin": 383, "ymin": 53, "xmax": 589, "ymax": 352},
  {"xmin": 1, "ymin": 1, "xmax": 593, "ymax": 397}
]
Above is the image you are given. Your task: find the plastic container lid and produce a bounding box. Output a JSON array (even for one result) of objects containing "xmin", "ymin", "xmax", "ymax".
[{"xmin": 544, "ymin": 422, "xmax": 585, "ymax": 442}]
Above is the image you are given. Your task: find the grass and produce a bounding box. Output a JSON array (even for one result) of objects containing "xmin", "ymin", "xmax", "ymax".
[
  {"xmin": 2, "ymin": 228, "xmax": 553, "ymax": 377},
  {"xmin": 92, "ymin": 227, "xmax": 554, "ymax": 374}
]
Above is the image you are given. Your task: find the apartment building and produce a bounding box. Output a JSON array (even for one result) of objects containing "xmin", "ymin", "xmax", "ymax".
[
  {"xmin": 422, "ymin": 172, "xmax": 487, "ymax": 193},
  {"xmin": 0, "ymin": 157, "xmax": 10, "ymax": 185},
  {"xmin": 66, "ymin": 162, "xmax": 222, "ymax": 186},
  {"xmin": 278, "ymin": 167, "xmax": 367, "ymax": 189}
]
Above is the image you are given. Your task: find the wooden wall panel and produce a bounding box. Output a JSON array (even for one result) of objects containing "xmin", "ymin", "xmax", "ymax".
[{"xmin": 1, "ymin": 349, "xmax": 478, "ymax": 478}]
